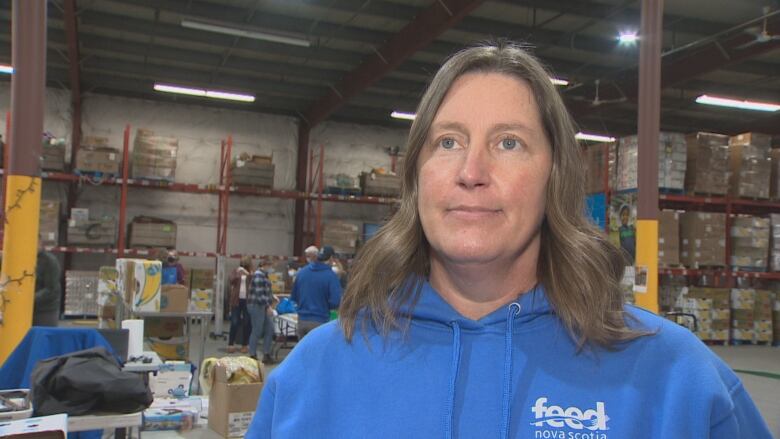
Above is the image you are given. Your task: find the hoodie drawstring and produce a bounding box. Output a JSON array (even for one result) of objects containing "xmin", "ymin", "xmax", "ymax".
[
  {"xmin": 444, "ymin": 321, "xmax": 462, "ymax": 439},
  {"xmin": 500, "ymin": 302, "xmax": 521, "ymax": 439}
]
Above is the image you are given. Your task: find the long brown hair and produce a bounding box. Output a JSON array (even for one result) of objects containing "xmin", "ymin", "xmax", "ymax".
[{"xmin": 340, "ymin": 41, "xmax": 643, "ymax": 349}]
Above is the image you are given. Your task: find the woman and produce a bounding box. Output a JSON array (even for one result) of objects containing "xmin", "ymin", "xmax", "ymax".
[
  {"xmin": 227, "ymin": 257, "xmax": 252, "ymax": 353},
  {"xmin": 247, "ymin": 42, "xmax": 770, "ymax": 438}
]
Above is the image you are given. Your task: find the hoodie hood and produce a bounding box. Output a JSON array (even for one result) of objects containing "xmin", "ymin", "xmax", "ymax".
[{"xmin": 309, "ymin": 261, "xmax": 332, "ymax": 271}]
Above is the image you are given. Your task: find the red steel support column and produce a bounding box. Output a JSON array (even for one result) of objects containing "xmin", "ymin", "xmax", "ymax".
[
  {"xmin": 117, "ymin": 125, "xmax": 130, "ymax": 258},
  {"xmin": 217, "ymin": 140, "xmax": 225, "ymax": 256},
  {"xmin": 634, "ymin": 0, "xmax": 663, "ymax": 313},
  {"xmin": 293, "ymin": 121, "xmax": 310, "ymax": 256}
]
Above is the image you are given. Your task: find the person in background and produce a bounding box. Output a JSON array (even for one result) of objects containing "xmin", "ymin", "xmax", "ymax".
[
  {"xmin": 34, "ymin": 241, "xmax": 61, "ymax": 327},
  {"xmin": 162, "ymin": 249, "xmax": 186, "ymax": 285},
  {"xmin": 303, "ymin": 245, "xmax": 319, "ymax": 264},
  {"xmin": 290, "ymin": 245, "xmax": 342, "ymax": 339},
  {"xmin": 248, "ymin": 261, "xmax": 276, "ymax": 364},
  {"xmin": 227, "ymin": 256, "xmax": 253, "ymax": 354}
]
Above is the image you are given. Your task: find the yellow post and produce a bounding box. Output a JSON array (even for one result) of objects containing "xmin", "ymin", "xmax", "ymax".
[
  {"xmin": 0, "ymin": 175, "xmax": 42, "ymax": 363},
  {"xmin": 634, "ymin": 219, "xmax": 659, "ymax": 313}
]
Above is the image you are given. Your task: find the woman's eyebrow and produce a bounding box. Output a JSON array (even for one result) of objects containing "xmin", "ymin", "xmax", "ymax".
[{"xmin": 430, "ymin": 121, "xmax": 468, "ymax": 133}]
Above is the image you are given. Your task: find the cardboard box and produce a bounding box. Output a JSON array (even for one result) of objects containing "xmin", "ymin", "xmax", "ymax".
[
  {"xmin": 66, "ymin": 218, "xmax": 116, "ymax": 246},
  {"xmin": 39, "ymin": 200, "xmax": 60, "ymax": 246},
  {"xmin": 75, "ymin": 146, "xmax": 121, "ymax": 174},
  {"xmin": 679, "ymin": 212, "xmax": 726, "ymax": 268},
  {"xmin": 231, "ymin": 155, "xmax": 274, "ymax": 188},
  {"xmin": 728, "ymin": 141, "xmax": 771, "ymax": 199},
  {"xmin": 149, "ymin": 362, "xmax": 193, "ymax": 398},
  {"xmin": 143, "ymin": 398, "xmax": 201, "ymax": 431},
  {"xmin": 161, "ymin": 285, "xmax": 189, "ymax": 313},
  {"xmin": 41, "ymin": 138, "xmax": 66, "ymax": 172},
  {"xmin": 148, "ymin": 336, "xmax": 189, "ymax": 361},
  {"xmin": 190, "ymin": 269, "xmax": 214, "ymax": 290},
  {"xmin": 190, "ymin": 288, "xmax": 214, "ymax": 312},
  {"xmin": 322, "ymin": 221, "xmax": 360, "ymax": 255},
  {"xmin": 129, "ymin": 219, "xmax": 177, "ymax": 248},
  {"xmin": 730, "ymin": 132, "xmax": 772, "ymax": 148},
  {"xmin": 360, "ymin": 172, "xmax": 401, "ymax": 197},
  {"xmin": 658, "ymin": 210, "xmax": 679, "ymax": 266},
  {"xmin": 116, "ymin": 258, "xmax": 162, "ymax": 312},
  {"xmin": 97, "ymin": 266, "xmax": 120, "ymax": 327},
  {"xmin": 685, "ymin": 132, "xmax": 730, "ymax": 195},
  {"xmin": 208, "ymin": 365, "xmax": 264, "ymax": 438},
  {"xmin": 0, "ymin": 414, "xmax": 67, "ymax": 439},
  {"xmin": 132, "ymin": 129, "xmax": 178, "ymax": 181},
  {"xmin": 145, "ymin": 316, "xmax": 185, "ymax": 338}
]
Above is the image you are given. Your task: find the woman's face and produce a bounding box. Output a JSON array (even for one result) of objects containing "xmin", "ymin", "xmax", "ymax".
[{"xmin": 417, "ymin": 72, "xmax": 553, "ymax": 266}]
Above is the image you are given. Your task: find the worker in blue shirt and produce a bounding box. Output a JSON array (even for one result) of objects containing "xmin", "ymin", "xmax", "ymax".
[{"xmin": 290, "ymin": 245, "xmax": 342, "ymax": 338}]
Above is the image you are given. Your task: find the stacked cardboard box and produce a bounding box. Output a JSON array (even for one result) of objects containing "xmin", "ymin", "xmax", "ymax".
[
  {"xmin": 360, "ymin": 171, "xmax": 401, "ymax": 197},
  {"xmin": 132, "ymin": 129, "xmax": 178, "ymax": 181},
  {"xmin": 322, "ymin": 221, "xmax": 360, "ymax": 255},
  {"xmin": 679, "ymin": 212, "xmax": 726, "ymax": 268},
  {"xmin": 97, "ymin": 266, "xmax": 120, "ymax": 328},
  {"xmin": 39, "ymin": 200, "xmax": 60, "ymax": 246},
  {"xmin": 41, "ymin": 137, "xmax": 66, "ymax": 171},
  {"xmin": 771, "ymin": 214, "xmax": 780, "ymax": 271},
  {"xmin": 773, "ymin": 299, "xmax": 780, "ymax": 344},
  {"xmin": 730, "ymin": 215, "xmax": 769, "ymax": 270},
  {"xmin": 658, "ymin": 210, "xmax": 680, "ymax": 267},
  {"xmin": 770, "ymin": 148, "xmax": 780, "ymax": 200},
  {"xmin": 116, "ymin": 258, "xmax": 162, "ymax": 313},
  {"xmin": 145, "ymin": 317, "xmax": 187, "ymax": 361},
  {"xmin": 189, "ymin": 269, "xmax": 214, "ymax": 313},
  {"xmin": 64, "ymin": 271, "xmax": 99, "ymax": 316},
  {"xmin": 614, "ymin": 133, "xmax": 686, "ymax": 191},
  {"xmin": 76, "ymin": 136, "xmax": 120, "ymax": 175},
  {"xmin": 67, "ymin": 217, "xmax": 116, "ymax": 246},
  {"xmin": 128, "ymin": 217, "xmax": 177, "ymax": 248},
  {"xmin": 161, "ymin": 284, "xmax": 189, "ymax": 313},
  {"xmin": 685, "ymin": 132, "xmax": 730, "ymax": 195},
  {"xmin": 584, "ymin": 142, "xmax": 614, "ymax": 193},
  {"xmin": 731, "ymin": 289, "xmax": 774, "ymax": 343},
  {"xmin": 231, "ymin": 154, "xmax": 274, "ymax": 188},
  {"xmin": 728, "ymin": 132, "xmax": 771, "ymax": 199},
  {"xmin": 684, "ymin": 287, "xmax": 730, "ymax": 342}
]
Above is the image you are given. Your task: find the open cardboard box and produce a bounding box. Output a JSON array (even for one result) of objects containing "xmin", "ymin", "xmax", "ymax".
[{"xmin": 208, "ymin": 364, "xmax": 264, "ymax": 438}]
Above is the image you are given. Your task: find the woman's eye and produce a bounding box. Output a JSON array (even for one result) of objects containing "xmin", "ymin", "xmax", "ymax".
[
  {"xmin": 500, "ymin": 138, "xmax": 518, "ymax": 150},
  {"xmin": 440, "ymin": 138, "xmax": 457, "ymax": 149}
]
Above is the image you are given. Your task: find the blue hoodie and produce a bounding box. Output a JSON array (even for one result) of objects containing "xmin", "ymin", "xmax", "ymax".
[
  {"xmin": 248, "ymin": 282, "xmax": 771, "ymax": 438},
  {"xmin": 290, "ymin": 262, "xmax": 342, "ymax": 323}
]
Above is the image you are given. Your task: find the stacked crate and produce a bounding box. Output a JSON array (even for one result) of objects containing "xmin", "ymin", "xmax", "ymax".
[
  {"xmin": 753, "ymin": 290, "xmax": 774, "ymax": 344},
  {"xmin": 684, "ymin": 287, "xmax": 730, "ymax": 342},
  {"xmin": 64, "ymin": 271, "xmax": 100, "ymax": 316},
  {"xmin": 730, "ymin": 216, "xmax": 770, "ymax": 271},
  {"xmin": 658, "ymin": 210, "xmax": 680, "ymax": 267},
  {"xmin": 730, "ymin": 289, "xmax": 774, "ymax": 344},
  {"xmin": 231, "ymin": 154, "xmax": 274, "ymax": 188},
  {"xmin": 76, "ymin": 136, "xmax": 121, "ymax": 175},
  {"xmin": 684, "ymin": 132, "xmax": 730, "ymax": 195},
  {"xmin": 728, "ymin": 132, "xmax": 771, "ymax": 199},
  {"xmin": 128, "ymin": 217, "xmax": 177, "ymax": 248},
  {"xmin": 132, "ymin": 129, "xmax": 178, "ymax": 181},
  {"xmin": 679, "ymin": 212, "xmax": 726, "ymax": 268},
  {"xmin": 189, "ymin": 269, "xmax": 214, "ymax": 313},
  {"xmin": 615, "ymin": 133, "xmax": 686, "ymax": 191},
  {"xmin": 41, "ymin": 137, "xmax": 66, "ymax": 171}
]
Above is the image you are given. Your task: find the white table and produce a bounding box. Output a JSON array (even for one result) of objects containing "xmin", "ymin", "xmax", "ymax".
[
  {"xmin": 123, "ymin": 351, "xmax": 163, "ymax": 373},
  {"xmin": 134, "ymin": 311, "xmax": 213, "ymax": 375},
  {"xmin": 68, "ymin": 411, "xmax": 143, "ymax": 438},
  {"xmin": 272, "ymin": 313, "xmax": 298, "ymax": 361}
]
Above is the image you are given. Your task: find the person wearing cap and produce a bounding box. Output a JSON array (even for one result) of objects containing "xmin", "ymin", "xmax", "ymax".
[{"xmin": 290, "ymin": 245, "xmax": 343, "ymax": 338}]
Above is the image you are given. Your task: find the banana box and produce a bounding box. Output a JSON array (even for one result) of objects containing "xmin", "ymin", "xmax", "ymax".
[
  {"xmin": 117, "ymin": 258, "xmax": 162, "ymax": 313},
  {"xmin": 189, "ymin": 288, "xmax": 214, "ymax": 312},
  {"xmin": 148, "ymin": 336, "xmax": 189, "ymax": 361}
]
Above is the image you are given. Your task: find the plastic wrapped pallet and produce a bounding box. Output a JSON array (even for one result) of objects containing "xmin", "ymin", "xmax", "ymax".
[
  {"xmin": 132, "ymin": 129, "xmax": 178, "ymax": 181},
  {"xmin": 658, "ymin": 210, "xmax": 679, "ymax": 267},
  {"xmin": 771, "ymin": 214, "xmax": 780, "ymax": 272},
  {"xmin": 583, "ymin": 142, "xmax": 614, "ymax": 193},
  {"xmin": 66, "ymin": 217, "xmax": 116, "ymax": 245},
  {"xmin": 684, "ymin": 132, "xmax": 730, "ymax": 195},
  {"xmin": 771, "ymin": 148, "xmax": 780, "ymax": 200},
  {"xmin": 728, "ymin": 132, "xmax": 771, "ymax": 199},
  {"xmin": 128, "ymin": 216, "xmax": 177, "ymax": 248},
  {"xmin": 773, "ymin": 299, "xmax": 780, "ymax": 344},
  {"xmin": 231, "ymin": 154, "xmax": 274, "ymax": 188},
  {"xmin": 75, "ymin": 145, "xmax": 121, "ymax": 175},
  {"xmin": 730, "ymin": 215, "xmax": 769, "ymax": 271},
  {"xmin": 39, "ymin": 200, "xmax": 60, "ymax": 246},
  {"xmin": 64, "ymin": 271, "xmax": 99, "ymax": 316},
  {"xmin": 614, "ymin": 133, "xmax": 686, "ymax": 191},
  {"xmin": 683, "ymin": 287, "xmax": 730, "ymax": 342},
  {"xmin": 679, "ymin": 212, "xmax": 726, "ymax": 268},
  {"xmin": 360, "ymin": 171, "xmax": 401, "ymax": 197},
  {"xmin": 322, "ymin": 221, "xmax": 360, "ymax": 255},
  {"xmin": 41, "ymin": 136, "xmax": 66, "ymax": 171}
]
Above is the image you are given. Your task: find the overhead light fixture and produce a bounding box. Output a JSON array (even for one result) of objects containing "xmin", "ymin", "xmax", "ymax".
[
  {"xmin": 391, "ymin": 111, "xmax": 416, "ymax": 121},
  {"xmin": 550, "ymin": 77, "xmax": 569, "ymax": 86},
  {"xmin": 695, "ymin": 94, "xmax": 780, "ymax": 112},
  {"xmin": 181, "ymin": 19, "xmax": 311, "ymax": 47},
  {"xmin": 154, "ymin": 83, "xmax": 255, "ymax": 102},
  {"xmin": 618, "ymin": 31, "xmax": 638, "ymax": 44},
  {"xmin": 576, "ymin": 132, "xmax": 616, "ymax": 143},
  {"xmin": 0, "ymin": 64, "xmax": 13, "ymax": 74}
]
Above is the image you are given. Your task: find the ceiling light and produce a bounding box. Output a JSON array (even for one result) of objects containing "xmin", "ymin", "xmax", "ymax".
[
  {"xmin": 695, "ymin": 94, "xmax": 780, "ymax": 112},
  {"xmin": 181, "ymin": 20, "xmax": 311, "ymax": 47},
  {"xmin": 0, "ymin": 64, "xmax": 13, "ymax": 74},
  {"xmin": 154, "ymin": 83, "xmax": 255, "ymax": 102},
  {"xmin": 576, "ymin": 132, "xmax": 616, "ymax": 143},
  {"xmin": 618, "ymin": 32, "xmax": 638, "ymax": 44},
  {"xmin": 550, "ymin": 77, "xmax": 569, "ymax": 86},
  {"xmin": 391, "ymin": 111, "xmax": 416, "ymax": 121}
]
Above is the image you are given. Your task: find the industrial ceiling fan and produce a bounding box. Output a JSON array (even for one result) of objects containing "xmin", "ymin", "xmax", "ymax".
[{"xmin": 736, "ymin": 6, "xmax": 780, "ymax": 50}]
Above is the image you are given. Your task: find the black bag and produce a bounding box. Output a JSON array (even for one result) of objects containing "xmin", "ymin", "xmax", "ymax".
[{"xmin": 31, "ymin": 346, "xmax": 153, "ymax": 416}]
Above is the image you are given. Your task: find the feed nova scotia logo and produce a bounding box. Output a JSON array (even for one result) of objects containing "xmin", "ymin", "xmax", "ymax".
[{"xmin": 530, "ymin": 397, "xmax": 610, "ymax": 439}]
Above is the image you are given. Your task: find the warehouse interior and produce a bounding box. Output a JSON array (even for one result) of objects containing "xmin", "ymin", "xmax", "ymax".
[{"xmin": 0, "ymin": 0, "xmax": 779, "ymax": 437}]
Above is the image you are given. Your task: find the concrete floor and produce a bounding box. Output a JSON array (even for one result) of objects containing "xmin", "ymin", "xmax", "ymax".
[{"xmin": 133, "ymin": 321, "xmax": 780, "ymax": 438}]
